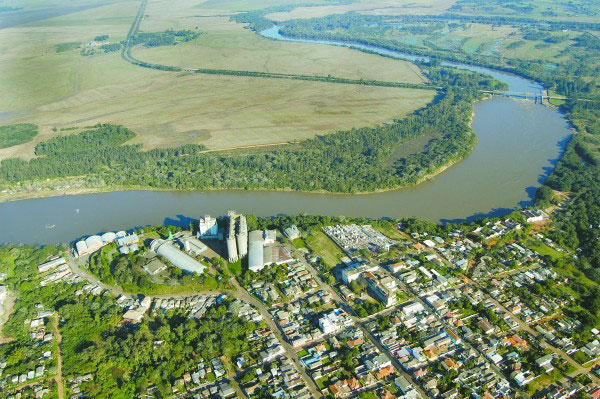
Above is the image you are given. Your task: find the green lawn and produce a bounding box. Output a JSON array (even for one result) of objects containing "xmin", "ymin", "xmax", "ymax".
[
  {"xmin": 305, "ymin": 230, "xmax": 345, "ymax": 268},
  {"xmin": 292, "ymin": 238, "xmax": 307, "ymax": 249},
  {"xmin": 526, "ymin": 239, "xmax": 565, "ymax": 259}
]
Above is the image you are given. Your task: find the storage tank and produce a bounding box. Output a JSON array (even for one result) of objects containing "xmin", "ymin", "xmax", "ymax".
[
  {"xmin": 227, "ymin": 236, "xmax": 238, "ymax": 262},
  {"xmin": 151, "ymin": 239, "xmax": 206, "ymax": 274}
]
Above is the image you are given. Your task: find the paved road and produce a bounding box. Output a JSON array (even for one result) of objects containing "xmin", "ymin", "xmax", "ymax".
[
  {"xmin": 221, "ymin": 356, "xmax": 247, "ymax": 399},
  {"xmin": 228, "ymin": 278, "xmax": 324, "ymax": 399}
]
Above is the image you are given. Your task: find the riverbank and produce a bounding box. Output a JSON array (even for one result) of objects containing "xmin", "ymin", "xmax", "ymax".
[{"xmin": 0, "ymin": 146, "xmax": 470, "ymax": 204}]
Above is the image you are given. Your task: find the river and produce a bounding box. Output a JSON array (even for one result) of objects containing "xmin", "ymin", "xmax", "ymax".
[{"xmin": 0, "ymin": 28, "xmax": 572, "ymax": 245}]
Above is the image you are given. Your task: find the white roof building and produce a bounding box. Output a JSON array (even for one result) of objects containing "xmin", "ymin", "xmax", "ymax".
[
  {"xmin": 284, "ymin": 225, "xmax": 300, "ymax": 240},
  {"xmin": 150, "ymin": 240, "xmax": 206, "ymax": 274}
]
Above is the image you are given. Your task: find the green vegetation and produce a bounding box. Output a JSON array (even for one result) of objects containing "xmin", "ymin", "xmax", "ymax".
[
  {"xmin": 55, "ymin": 41, "xmax": 81, "ymax": 53},
  {"xmin": 35, "ymin": 124, "xmax": 134, "ymax": 155},
  {"xmin": 131, "ymin": 29, "xmax": 201, "ymax": 48},
  {"xmin": 305, "ymin": 230, "xmax": 345, "ymax": 267},
  {"xmin": 292, "ymin": 238, "xmax": 307, "ymax": 249},
  {"xmin": 0, "ymin": 123, "xmax": 37, "ymax": 149},
  {"xmin": 353, "ymin": 300, "xmax": 384, "ymax": 318},
  {"xmin": 0, "ymin": 245, "xmax": 260, "ymax": 398}
]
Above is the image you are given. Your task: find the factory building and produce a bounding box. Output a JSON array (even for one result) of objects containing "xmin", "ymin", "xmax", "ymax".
[
  {"xmin": 248, "ymin": 230, "xmax": 265, "ymax": 272},
  {"xmin": 150, "ymin": 239, "xmax": 206, "ymax": 274},
  {"xmin": 101, "ymin": 232, "xmax": 117, "ymax": 244},
  {"xmin": 247, "ymin": 230, "xmax": 292, "ymax": 273},
  {"xmin": 284, "ymin": 225, "xmax": 300, "ymax": 240},
  {"xmin": 264, "ymin": 230, "xmax": 276, "ymax": 245},
  {"xmin": 198, "ymin": 215, "xmax": 219, "ymax": 239},
  {"xmin": 38, "ymin": 257, "xmax": 66, "ymax": 273},
  {"xmin": 117, "ymin": 233, "xmax": 139, "ymax": 247}
]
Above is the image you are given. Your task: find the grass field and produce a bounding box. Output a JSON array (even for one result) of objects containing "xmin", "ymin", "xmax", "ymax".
[
  {"xmin": 305, "ymin": 230, "xmax": 345, "ymax": 267},
  {"xmin": 0, "ymin": 0, "xmax": 433, "ymax": 161}
]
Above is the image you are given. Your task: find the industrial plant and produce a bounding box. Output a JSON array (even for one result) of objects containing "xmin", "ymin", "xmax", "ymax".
[{"xmin": 222, "ymin": 211, "xmax": 292, "ymax": 272}]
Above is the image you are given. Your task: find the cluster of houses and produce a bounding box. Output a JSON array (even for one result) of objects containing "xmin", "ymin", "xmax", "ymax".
[
  {"xmin": 238, "ymin": 358, "xmax": 311, "ymax": 399},
  {"xmin": 68, "ymin": 374, "xmax": 94, "ymax": 399},
  {"xmin": 271, "ymin": 302, "xmax": 353, "ymax": 348},
  {"xmin": 473, "ymin": 219, "xmax": 523, "ymax": 241},
  {"xmin": 251, "ymin": 261, "xmax": 319, "ymax": 304},
  {"xmin": 0, "ymin": 308, "xmax": 54, "ymax": 393},
  {"xmin": 170, "ymin": 358, "xmax": 236, "ymax": 398},
  {"xmin": 37, "ymin": 256, "xmax": 83, "ymax": 287},
  {"xmin": 298, "ymin": 325, "xmax": 416, "ymax": 398}
]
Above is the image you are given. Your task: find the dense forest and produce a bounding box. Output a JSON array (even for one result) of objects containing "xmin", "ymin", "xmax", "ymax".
[
  {"xmin": 0, "ymin": 66, "xmax": 499, "ymax": 193},
  {"xmin": 0, "ymin": 244, "xmax": 259, "ymax": 398}
]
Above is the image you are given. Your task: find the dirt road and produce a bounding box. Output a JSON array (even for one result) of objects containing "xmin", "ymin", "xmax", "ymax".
[{"xmin": 52, "ymin": 313, "xmax": 64, "ymax": 399}]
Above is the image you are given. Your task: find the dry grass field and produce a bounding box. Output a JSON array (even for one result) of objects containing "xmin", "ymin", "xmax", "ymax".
[
  {"xmin": 134, "ymin": 0, "xmax": 427, "ymax": 84},
  {"xmin": 0, "ymin": 0, "xmax": 436, "ymax": 161},
  {"xmin": 265, "ymin": 0, "xmax": 457, "ymax": 21}
]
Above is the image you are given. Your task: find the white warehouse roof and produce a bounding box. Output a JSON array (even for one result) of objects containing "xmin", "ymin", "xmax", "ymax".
[
  {"xmin": 151, "ymin": 240, "xmax": 206, "ymax": 274},
  {"xmin": 101, "ymin": 232, "xmax": 117, "ymax": 243},
  {"xmin": 85, "ymin": 235, "xmax": 103, "ymax": 250}
]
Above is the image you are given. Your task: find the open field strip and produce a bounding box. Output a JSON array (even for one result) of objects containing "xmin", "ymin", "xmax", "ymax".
[{"xmin": 262, "ymin": 0, "xmax": 457, "ymax": 21}]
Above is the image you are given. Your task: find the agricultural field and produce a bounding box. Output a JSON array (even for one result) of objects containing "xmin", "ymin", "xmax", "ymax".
[
  {"xmin": 133, "ymin": 11, "xmax": 427, "ymax": 84},
  {"xmin": 265, "ymin": 0, "xmax": 458, "ymax": 21},
  {"xmin": 0, "ymin": 0, "xmax": 436, "ymax": 160}
]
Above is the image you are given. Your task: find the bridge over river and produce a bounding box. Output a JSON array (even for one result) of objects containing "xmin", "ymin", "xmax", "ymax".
[{"xmin": 480, "ymin": 89, "xmax": 567, "ymax": 104}]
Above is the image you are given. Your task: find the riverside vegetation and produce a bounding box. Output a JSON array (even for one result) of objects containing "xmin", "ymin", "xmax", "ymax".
[{"xmin": 0, "ymin": 65, "xmax": 504, "ymax": 194}]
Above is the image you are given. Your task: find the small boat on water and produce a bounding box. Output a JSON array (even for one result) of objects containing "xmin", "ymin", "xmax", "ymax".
[{"xmin": 45, "ymin": 224, "xmax": 55, "ymax": 229}]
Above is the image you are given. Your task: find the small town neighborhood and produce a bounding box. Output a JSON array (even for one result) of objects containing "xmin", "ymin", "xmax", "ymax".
[{"xmin": 2, "ymin": 209, "xmax": 600, "ymax": 399}]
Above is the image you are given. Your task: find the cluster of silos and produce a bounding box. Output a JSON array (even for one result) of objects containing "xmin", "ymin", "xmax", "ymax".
[
  {"xmin": 237, "ymin": 215, "xmax": 248, "ymax": 257},
  {"xmin": 226, "ymin": 211, "xmax": 248, "ymax": 262}
]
